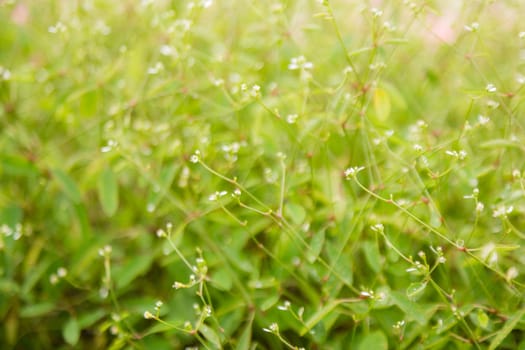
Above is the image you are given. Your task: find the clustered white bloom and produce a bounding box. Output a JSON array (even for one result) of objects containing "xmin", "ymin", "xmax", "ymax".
[
  {"xmin": 492, "ymin": 205, "xmax": 513, "ymax": 219},
  {"xmin": 208, "ymin": 191, "xmax": 228, "ymax": 201},
  {"xmin": 288, "ymin": 56, "xmax": 313, "ymax": 71},
  {"xmin": 464, "ymin": 22, "xmax": 479, "ymax": 32},
  {"xmin": 344, "ymin": 166, "xmax": 365, "ymax": 179},
  {"xmin": 485, "ymin": 83, "xmax": 497, "ymax": 93},
  {"xmin": 445, "ymin": 150, "xmax": 467, "ymax": 160}
]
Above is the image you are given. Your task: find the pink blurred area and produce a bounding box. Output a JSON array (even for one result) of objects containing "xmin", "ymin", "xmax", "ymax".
[{"xmin": 11, "ymin": 2, "xmax": 30, "ymax": 26}]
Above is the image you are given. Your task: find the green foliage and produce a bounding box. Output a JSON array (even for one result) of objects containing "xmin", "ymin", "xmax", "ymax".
[{"xmin": 1, "ymin": 0, "xmax": 525, "ymax": 349}]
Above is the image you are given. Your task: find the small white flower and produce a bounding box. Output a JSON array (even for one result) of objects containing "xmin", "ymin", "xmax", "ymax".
[
  {"xmin": 477, "ymin": 115, "xmax": 490, "ymax": 125},
  {"xmin": 286, "ymin": 114, "xmax": 298, "ymax": 124},
  {"xmin": 48, "ymin": 22, "xmax": 67, "ymax": 34},
  {"xmin": 144, "ymin": 311, "xmax": 154, "ymax": 319},
  {"xmin": 160, "ymin": 45, "xmax": 176, "ymax": 57},
  {"xmin": 190, "ymin": 150, "xmax": 200, "ymax": 163},
  {"xmin": 147, "ymin": 62, "xmax": 164, "ymax": 75},
  {"xmin": 288, "ymin": 56, "xmax": 313, "ymax": 71},
  {"xmin": 277, "ymin": 300, "xmax": 291, "ymax": 311},
  {"xmin": 250, "ymin": 84, "xmax": 261, "ymax": 98},
  {"xmin": 360, "ymin": 290, "xmax": 373, "ymax": 298},
  {"xmin": 485, "ymin": 83, "xmax": 497, "ymax": 93},
  {"xmin": 343, "ymin": 66, "xmax": 353, "ymax": 75},
  {"xmin": 370, "ymin": 223, "xmax": 384, "ymax": 233},
  {"xmin": 199, "ymin": 0, "xmax": 213, "ymax": 8},
  {"xmin": 519, "ymin": 32, "xmax": 525, "ymax": 39},
  {"xmin": 344, "ymin": 166, "xmax": 365, "ymax": 179},
  {"xmin": 464, "ymin": 22, "xmax": 479, "ymax": 32},
  {"xmin": 413, "ymin": 144, "xmax": 423, "ymax": 152},
  {"xmin": 492, "ymin": 205, "xmax": 513, "ymax": 218},
  {"xmin": 0, "ymin": 67, "xmax": 11, "ymax": 81},
  {"xmin": 506, "ymin": 266, "xmax": 519, "ymax": 280},
  {"xmin": 487, "ymin": 100, "xmax": 499, "ymax": 109},
  {"xmin": 57, "ymin": 267, "xmax": 67, "ymax": 278},
  {"xmin": 263, "ymin": 323, "xmax": 279, "ymax": 333},
  {"xmin": 517, "ymin": 74, "xmax": 525, "ymax": 85},
  {"xmin": 49, "ymin": 274, "xmax": 59, "ymax": 285},
  {"xmin": 371, "ymin": 8, "xmax": 383, "ymax": 17},
  {"xmin": 476, "ymin": 202, "xmax": 484, "ymax": 213}
]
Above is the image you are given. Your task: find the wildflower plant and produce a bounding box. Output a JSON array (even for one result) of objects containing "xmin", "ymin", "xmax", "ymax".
[{"xmin": 1, "ymin": 0, "xmax": 525, "ymax": 349}]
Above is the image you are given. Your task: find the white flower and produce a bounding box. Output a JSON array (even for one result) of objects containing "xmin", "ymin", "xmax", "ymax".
[
  {"xmin": 464, "ymin": 22, "xmax": 479, "ymax": 32},
  {"xmin": 199, "ymin": 0, "xmax": 213, "ymax": 8},
  {"xmin": 506, "ymin": 267, "xmax": 519, "ymax": 280},
  {"xmin": 189, "ymin": 150, "xmax": 200, "ymax": 163},
  {"xmin": 160, "ymin": 45, "xmax": 176, "ymax": 57},
  {"xmin": 370, "ymin": 223, "xmax": 384, "ymax": 233},
  {"xmin": 147, "ymin": 62, "xmax": 164, "ymax": 75},
  {"xmin": 344, "ymin": 166, "xmax": 365, "ymax": 179},
  {"xmin": 277, "ymin": 301, "xmax": 291, "ymax": 311},
  {"xmin": 250, "ymin": 84, "xmax": 261, "ymax": 98},
  {"xmin": 288, "ymin": 56, "xmax": 313, "ymax": 71},
  {"xmin": 286, "ymin": 114, "xmax": 298, "ymax": 124},
  {"xmin": 413, "ymin": 144, "xmax": 423, "ymax": 152},
  {"xmin": 144, "ymin": 311, "xmax": 154, "ymax": 319},
  {"xmin": 487, "ymin": 100, "xmax": 499, "ymax": 109},
  {"xmin": 485, "ymin": 83, "xmax": 497, "ymax": 93},
  {"xmin": 477, "ymin": 115, "xmax": 490, "ymax": 125},
  {"xmin": 208, "ymin": 191, "xmax": 228, "ymax": 201},
  {"xmin": 476, "ymin": 202, "xmax": 484, "ymax": 213},
  {"xmin": 57, "ymin": 267, "xmax": 67, "ymax": 278},
  {"xmin": 371, "ymin": 8, "xmax": 383, "ymax": 18},
  {"xmin": 0, "ymin": 67, "xmax": 11, "ymax": 81},
  {"xmin": 48, "ymin": 22, "xmax": 67, "ymax": 34},
  {"xmin": 263, "ymin": 323, "xmax": 279, "ymax": 333},
  {"xmin": 492, "ymin": 205, "xmax": 513, "ymax": 218}
]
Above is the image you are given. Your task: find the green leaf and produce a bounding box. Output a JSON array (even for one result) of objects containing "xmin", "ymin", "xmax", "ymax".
[
  {"xmin": 362, "ymin": 241, "xmax": 381, "ymax": 273},
  {"xmin": 147, "ymin": 164, "xmax": 178, "ymax": 209},
  {"xmin": 211, "ymin": 268, "xmax": 233, "ymax": 291},
  {"xmin": 98, "ymin": 167, "xmax": 119, "ymax": 217},
  {"xmin": 406, "ymin": 281, "xmax": 427, "ymax": 301},
  {"xmin": 488, "ymin": 308, "xmax": 525, "ymax": 350},
  {"xmin": 358, "ymin": 330, "xmax": 388, "ymax": 350},
  {"xmin": 477, "ymin": 309, "xmax": 489, "ymax": 329},
  {"xmin": 52, "ymin": 168, "xmax": 82, "ymax": 203},
  {"xmin": 307, "ymin": 229, "xmax": 325, "ymax": 263},
  {"xmin": 300, "ymin": 299, "xmax": 357, "ymax": 335},
  {"xmin": 235, "ymin": 315, "xmax": 253, "ymax": 350},
  {"xmin": 79, "ymin": 90, "xmax": 98, "ymax": 117},
  {"xmin": 20, "ymin": 302, "xmax": 55, "ymax": 318},
  {"xmin": 78, "ymin": 309, "xmax": 106, "ymax": 328},
  {"xmin": 63, "ymin": 317, "xmax": 80, "ymax": 346},
  {"xmin": 373, "ymin": 87, "xmax": 391, "ymax": 121},
  {"xmin": 333, "ymin": 254, "xmax": 353, "ymax": 286},
  {"xmin": 260, "ymin": 294, "xmax": 280, "ymax": 311},
  {"xmin": 285, "ymin": 202, "xmax": 306, "ymax": 225},
  {"xmin": 199, "ymin": 324, "xmax": 221, "ymax": 348},
  {"xmin": 114, "ymin": 255, "xmax": 153, "ymax": 289},
  {"xmin": 390, "ymin": 291, "xmax": 431, "ymax": 325},
  {"xmin": 0, "ymin": 154, "xmax": 39, "ymax": 177}
]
